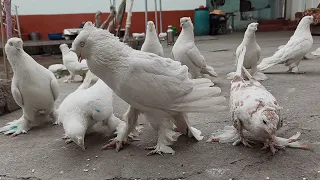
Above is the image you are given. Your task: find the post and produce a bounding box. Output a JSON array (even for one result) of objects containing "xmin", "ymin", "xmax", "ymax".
[
  {"xmin": 4, "ymin": 0, "xmax": 12, "ymax": 39},
  {"xmin": 154, "ymin": 0, "xmax": 158, "ymax": 34},
  {"xmin": 0, "ymin": 1, "xmax": 9, "ymax": 79},
  {"xmin": 14, "ymin": 5, "xmax": 21, "ymax": 38},
  {"xmin": 159, "ymin": 0, "xmax": 163, "ymax": 33},
  {"xmin": 144, "ymin": 0, "xmax": 148, "ymax": 32}
]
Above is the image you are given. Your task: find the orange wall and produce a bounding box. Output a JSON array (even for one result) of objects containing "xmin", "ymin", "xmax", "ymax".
[{"xmin": 17, "ymin": 10, "xmax": 194, "ymax": 40}]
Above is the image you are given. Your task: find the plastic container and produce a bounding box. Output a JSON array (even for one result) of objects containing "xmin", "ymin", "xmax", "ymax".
[
  {"xmin": 48, "ymin": 33, "xmax": 64, "ymax": 40},
  {"xmin": 194, "ymin": 7, "xmax": 210, "ymax": 36},
  {"xmin": 29, "ymin": 32, "xmax": 40, "ymax": 41},
  {"xmin": 172, "ymin": 26, "xmax": 177, "ymax": 36}
]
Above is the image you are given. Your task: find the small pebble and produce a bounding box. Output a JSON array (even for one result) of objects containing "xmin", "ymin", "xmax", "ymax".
[
  {"xmin": 31, "ymin": 169, "xmax": 35, "ymax": 173},
  {"xmin": 95, "ymin": 156, "xmax": 98, "ymax": 158},
  {"xmin": 60, "ymin": 171, "xmax": 64, "ymax": 174},
  {"xmin": 87, "ymin": 159, "xmax": 90, "ymax": 161},
  {"xmin": 302, "ymin": 178, "xmax": 307, "ymax": 180},
  {"xmin": 83, "ymin": 169, "xmax": 89, "ymax": 172},
  {"xmin": 158, "ymin": 173, "xmax": 161, "ymax": 175},
  {"xmin": 266, "ymin": 177, "xmax": 270, "ymax": 180},
  {"xmin": 182, "ymin": 172, "xmax": 186, "ymax": 175},
  {"xmin": 318, "ymin": 171, "xmax": 320, "ymax": 173},
  {"xmin": 93, "ymin": 168, "xmax": 96, "ymax": 171},
  {"xmin": 86, "ymin": 164, "xmax": 89, "ymax": 167}
]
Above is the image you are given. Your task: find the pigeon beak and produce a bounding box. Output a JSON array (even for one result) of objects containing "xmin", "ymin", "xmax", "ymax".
[
  {"xmin": 78, "ymin": 56, "xmax": 82, "ymax": 63},
  {"xmin": 180, "ymin": 23, "xmax": 183, "ymax": 27}
]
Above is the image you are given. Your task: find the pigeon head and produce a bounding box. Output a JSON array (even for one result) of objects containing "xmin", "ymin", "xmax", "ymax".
[
  {"xmin": 247, "ymin": 22, "xmax": 259, "ymax": 31},
  {"xmin": 95, "ymin": 10, "xmax": 102, "ymax": 17},
  {"xmin": 147, "ymin": 21, "xmax": 156, "ymax": 32},
  {"xmin": 5, "ymin": 37, "xmax": 23, "ymax": 54},
  {"xmin": 70, "ymin": 21, "xmax": 95, "ymax": 62},
  {"xmin": 62, "ymin": 117, "xmax": 86, "ymax": 151},
  {"xmin": 302, "ymin": 15, "xmax": 314, "ymax": 25},
  {"xmin": 256, "ymin": 108, "xmax": 280, "ymax": 138},
  {"xmin": 59, "ymin": 43, "xmax": 70, "ymax": 55},
  {"xmin": 180, "ymin": 17, "xmax": 193, "ymax": 29}
]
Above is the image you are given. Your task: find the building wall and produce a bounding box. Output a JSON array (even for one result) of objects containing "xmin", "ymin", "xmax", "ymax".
[
  {"xmin": 11, "ymin": 0, "xmax": 206, "ymax": 39},
  {"xmin": 286, "ymin": 0, "xmax": 320, "ymax": 20}
]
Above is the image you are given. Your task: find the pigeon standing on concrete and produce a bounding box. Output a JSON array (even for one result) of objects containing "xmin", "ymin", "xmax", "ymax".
[
  {"xmin": 0, "ymin": 38, "xmax": 59, "ymax": 136},
  {"xmin": 70, "ymin": 22, "xmax": 226, "ymax": 155},
  {"xmin": 59, "ymin": 44, "xmax": 89, "ymax": 83},
  {"xmin": 258, "ymin": 16, "xmax": 314, "ymax": 73},
  {"xmin": 141, "ymin": 21, "xmax": 164, "ymax": 57},
  {"xmin": 58, "ymin": 79, "xmax": 125, "ymax": 150},
  {"xmin": 208, "ymin": 46, "xmax": 311, "ymax": 154},
  {"xmin": 172, "ymin": 17, "xmax": 218, "ymax": 79},
  {"xmin": 227, "ymin": 23, "xmax": 267, "ymax": 81}
]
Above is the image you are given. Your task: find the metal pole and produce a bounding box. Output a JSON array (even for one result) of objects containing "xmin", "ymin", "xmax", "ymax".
[
  {"xmin": 14, "ymin": 5, "xmax": 21, "ymax": 38},
  {"xmin": 0, "ymin": 1, "xmax": 9, "ymax": 79},
  {"xmin": 159, "ymin": 0, "xmax": 163, "ymax": 33},
  {"xmin": 144, "ymin": 0, "xmax": 148, "ymax": 32},
  {"xmin": 154, "ymin": 0, "xmax": 158, "ymax": 34}
]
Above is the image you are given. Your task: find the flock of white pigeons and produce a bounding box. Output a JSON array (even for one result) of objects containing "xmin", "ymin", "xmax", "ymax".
[{"xmin": 0, "ymin": 15, "xmax": 317, "ymax": 156}]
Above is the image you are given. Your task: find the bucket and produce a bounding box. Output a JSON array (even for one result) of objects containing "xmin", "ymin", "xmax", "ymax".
[
  {"xmin": 29, "ymin": 32, "xmax": 40, "ymax": 41},
  {"xmin": 194, "ymin": 7, "xmax": 210, "ymax": 36}
]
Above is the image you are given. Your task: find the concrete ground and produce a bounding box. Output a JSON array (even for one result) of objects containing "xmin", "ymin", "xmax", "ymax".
[{"xmin": 0, "ymin": 31, "xmax": 320, "ymax": 180}]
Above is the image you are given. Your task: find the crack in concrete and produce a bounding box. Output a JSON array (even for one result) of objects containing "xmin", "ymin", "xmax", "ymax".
[{"xmin": 0, "ymin": 174, "xmax": 41, "ymax": 180}]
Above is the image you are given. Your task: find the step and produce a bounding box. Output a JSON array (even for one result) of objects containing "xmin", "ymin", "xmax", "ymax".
[{"xmin": 258, "ymin": 19, "xmax": 285, "ymax": 25}]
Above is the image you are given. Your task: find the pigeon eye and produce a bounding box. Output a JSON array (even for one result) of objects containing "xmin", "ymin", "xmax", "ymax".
[
  {"xmin": 9, "ymin": 42, "xmax": 13, "ymax": 46},
  {"xmin": 263, "ymin": 120, "xmax": 267, "ymax": 125},
  {"xmin": 80, "ymin": 41, "xmax": 85, "ymax": 47}
]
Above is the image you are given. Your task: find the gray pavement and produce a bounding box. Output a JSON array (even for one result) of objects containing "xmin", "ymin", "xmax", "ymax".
[{"xmin": 0, "ymin": 31, "xmax": 320, "ymax": 180}]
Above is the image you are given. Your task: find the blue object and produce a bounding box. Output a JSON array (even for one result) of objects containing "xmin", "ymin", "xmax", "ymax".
[
  {"xmin": 95, "ymin": 109, "xmax": 101, "ymax": 113},
  {"xmin": 10, "ymin": 125, "xmax": 18, "ymax": 130},
  {"xmin": 48, "ymin": 33, "xmax": 64, "ymax": 40},
  {"xmin": 194, "ymin": 8, "xmax": 210, "ymax": 36}
]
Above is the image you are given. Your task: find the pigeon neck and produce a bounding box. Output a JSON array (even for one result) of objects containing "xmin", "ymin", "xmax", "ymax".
[
  {"xmin": 7, "ymin": 51, "xmax": 32, "ymax": 73},
  {"xmin": 180, "ymin": 27, "xmax": 194, "ymax": 42},
  {"xmin": 60, "ymin": 47, "xmax": 69, "ymax": 56},
  {"xmin": 145, "ymin": 30, "xmax": 158, "ymax": 42},
  {"xmin": 244, "ymin": 30, "xmax": 256, "ymax": 41},
  {"xmin": 294, "ymin": 21, "xmax": 311, "ymax": 35}
]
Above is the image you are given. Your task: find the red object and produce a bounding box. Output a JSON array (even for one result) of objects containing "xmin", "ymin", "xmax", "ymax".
[
  {"xmin": 18, "ymin": 10, "xmax": 195, "ymax": 40},
  {"xmin": 199, "ymin": 5, "xmax": 205, "ymax": 8}
]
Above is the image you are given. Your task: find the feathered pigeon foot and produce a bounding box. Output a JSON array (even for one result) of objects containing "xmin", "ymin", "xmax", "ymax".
[
  {"xmin": 0, "ymin": 116, "xmax": 31, "ymax": 136},
  {"xmin": 232, "ymin": 137, "xmax": 254, "ymax": 148},
  {"xmin": 288, "ymin": 67, "xmax": 305, "ymax": 74},
  {"xmin": 49, "ymin": 110, "xmax": 60, "ymax": 125},
  {"xmin": 146, "ymin": 144, "xmax": 175, "ymax": 156},
  {"xmin": 252, "ymin": 72, "xmax": 268, "ymax": 81},
  {"xmin": 101, "ymin": 138, "xmax": 126, "ymax": 152}
]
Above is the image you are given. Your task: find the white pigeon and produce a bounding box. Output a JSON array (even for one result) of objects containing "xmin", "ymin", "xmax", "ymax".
[
  {"xmin": 141, "ymin": 21, "xmax": 164, "ymax": 57},
  {"xmin": 48, "ymin": 64, "xmax": 68, "ymax": 79},
  {"xmin": 70, "ymin": 22, "xmax": 226, "ymax": 155},
  {"xmin": 227, "ymin": 23, "xmax": 267, "ymax": 81},
  {"xmin": 172, "ymin": 17, "xmax": 218, "ymax": 79},
  {"xmin": 77, "ymin": 70, "xmax": 99, "ymax": 90},
  {"xmin": 59, "ymin": 43, "xmax": 89, "ymax": 83},
  {"xmin": 257, "ymin": 16, "xmax": 314, "ymax": 73},
  {"xmin": 208, "ymin": 46, "xmax": 311, "ymax": 154},
  {"xmin": 0, "ymin": 38, "xmax": 59, "ymax": 136},
  {"xmin": 58, "ymin": 79, "xmax": 125, "ymax": 150}
]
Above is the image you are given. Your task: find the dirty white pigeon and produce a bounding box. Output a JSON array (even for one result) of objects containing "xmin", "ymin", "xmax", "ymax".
[
  {"xmin": 77, "ymin": 70, "xmax": 99, "ymax": 90},
  {"xmin": 257, "ymin": 16, "xmax": 314, "ymax": 73},
  {"xmin": 141, "ymin": 21, "xmax": 164, "ymax": 57},
  {"xmin": 172, "ymin": 17, "xmax": 218, "ymax": 79},
  {"xmin": 48, "ymin": 64, "xmax": 69, "ymax": 79},
  {"xmin": 70, "ymin": 22, "xmax": 226, "ymax": 155},
  {"xmin": 58, "ymin": 79, "xmax": 125, "ymax": 150},
  {"xmin": 227, "ymin": 23, "xmax": 267, "ymax": 81},
  {"xmin": 0, "ymin": 38, "xmax": 59, "ymax": 136},
  {"xmin": 59, "ymin": 43, "xmax": 89, "ymax": 83},
  {"xmin": 208, "ymin": 46, "xmax": 312, "ymax": 154}
]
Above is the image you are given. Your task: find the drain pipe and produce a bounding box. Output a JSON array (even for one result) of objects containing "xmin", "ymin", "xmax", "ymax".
[
  {"xmin": 154, "ymin": 0, "xmax": 158, "ymax": 34},
  {"xmin": 145, "ymin": 0, "xmax": 148, "ymax": 32},
  {"xmin": 159, "ymin": 0, "xmax": 163, "ymax": 33}
]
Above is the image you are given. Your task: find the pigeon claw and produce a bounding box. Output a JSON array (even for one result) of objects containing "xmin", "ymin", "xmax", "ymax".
[{"xmin": 101, "ymin": 138, "xmax": 123, "ymax": 152}]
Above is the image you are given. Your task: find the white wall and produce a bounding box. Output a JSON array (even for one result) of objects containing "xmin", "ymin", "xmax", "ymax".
[
  {"xmin": 286, "ymin": 0, "xmax": 320, "ymax": 20},
  {"xmin": 12, "ymin": 0, "xmax": 206, "ymax": 15}
]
